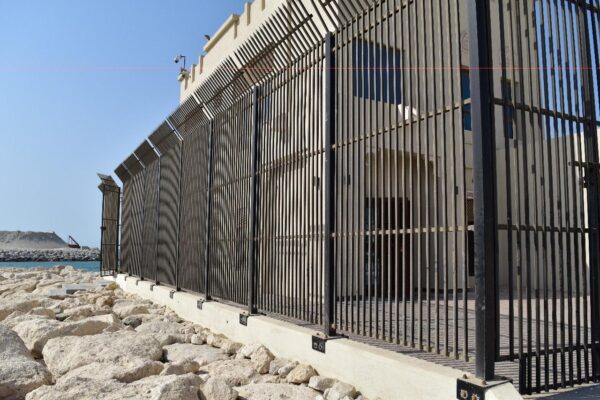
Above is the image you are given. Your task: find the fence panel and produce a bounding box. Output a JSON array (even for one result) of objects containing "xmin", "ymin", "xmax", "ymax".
[
  {"xmin": 98, "ymin": 175, "xmax": 120, "ymax": 276},
  {"xmin": 255, "ymin": 42, "xmax": 325, "ymax": 325},
  {"xmin": 332, "ymin": 0, "xmax": 473, "ymax": 359},
  {"xmin": 141, "ymin": 160, "xmax": 160, "ymax": 280},
  {"xmin": 178, "ymin": 118, "xmax": 212, "ymax": 293},
  {"xmin": 488, "ymin": 0, "xmax": 600, "ymax": 393},
  {"xmin": 208, "ymin": 92, "xmax": 254, "ymax": 305},
  {"xmin": 129, "ymin": 172, "xmax": 146, "ymax": 277},
  {"xmin": 119, "ymin": 178, "xmax": 133, "ymax": 274},
  {"xmin": 156, "ymin": 143, "xmax": 182, "ymax": 287}
]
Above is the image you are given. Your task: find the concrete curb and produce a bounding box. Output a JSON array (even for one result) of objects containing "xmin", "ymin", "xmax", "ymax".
[{"xmin": 110, "ymin": 274, "xmax": 522, "ymax": 400}]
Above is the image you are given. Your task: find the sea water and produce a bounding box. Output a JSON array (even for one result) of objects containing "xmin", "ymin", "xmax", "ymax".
[{"xmin": 0, "ymin": 261, "xmax": 100, "ymax": 273}]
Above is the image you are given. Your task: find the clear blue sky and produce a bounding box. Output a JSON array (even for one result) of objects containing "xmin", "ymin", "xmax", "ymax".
[{"xmin": 0, "ymin": 0, "xmax": 247, "ymax": 247}]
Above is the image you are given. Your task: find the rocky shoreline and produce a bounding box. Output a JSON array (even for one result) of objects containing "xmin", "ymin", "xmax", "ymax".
[
  {"xmin": 0, "ymin": 266, "xmax": 368, "ymax": 400},
  {"xmin": 0, "ymin": 248, "xmax": 100, "ymax": 262}
]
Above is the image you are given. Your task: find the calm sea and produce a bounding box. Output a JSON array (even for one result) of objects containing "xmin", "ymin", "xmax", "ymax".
[{"xmin": 0, "ymin": 261, "xmax": 100, "ymax": 273}]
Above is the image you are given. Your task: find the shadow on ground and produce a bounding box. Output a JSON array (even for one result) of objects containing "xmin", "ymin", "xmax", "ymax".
[{"xmin": 537, "ymin": 384, "xmax": 600, "ymax": 399}]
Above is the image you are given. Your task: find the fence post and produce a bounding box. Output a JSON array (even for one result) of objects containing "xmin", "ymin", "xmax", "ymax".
[
  {"xmin": 99, "ymin": 185, "xmax": 106, "ymax": 274},
  {"xmin": 468, "ymin": 0, "xmax": 497, "ymax": 381},
  {"xmin": 204, "ymin": 119, "xmax": 215, "ymax": 300},
  {"xmin": 115, "ymin": 187, "xmax": 121, "ymax": 275},
  {"xmin": 323, "ymin": 32, "xmax": 336, "ymax": 337},
  {"xmin": 247, "ymin": 86, "xmax": 260, "ymax": 314},
  {"xmin": 577, "ymin": 5, "xmax": 600, "ymax": 379}
]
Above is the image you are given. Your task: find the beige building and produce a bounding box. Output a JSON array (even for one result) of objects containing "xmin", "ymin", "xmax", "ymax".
[{"xmin": 173, "ymin": 0, "xmax": 597, "ymax": 297}]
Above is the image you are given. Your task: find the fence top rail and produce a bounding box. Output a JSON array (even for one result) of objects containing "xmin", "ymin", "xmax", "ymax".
[
  {"xmin": 123, "ymin": 154, "xmax": 144, "ymax": 177},
  {"xmin": 148, "ymin": 121, "xmax": 181, "ymax": 155},
  {"xmin": 134, "ymin": 140, "xmax": 159, "ymax": 167}
]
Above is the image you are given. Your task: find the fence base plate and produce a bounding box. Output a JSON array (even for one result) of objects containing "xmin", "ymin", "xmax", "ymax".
[
  {"xmin": 457, "ymin": 376, "xmax": 511, "ymax": 400},
  {"xmin": 311, "ymin": 333, "xmax": 343, "ymax": 354}
]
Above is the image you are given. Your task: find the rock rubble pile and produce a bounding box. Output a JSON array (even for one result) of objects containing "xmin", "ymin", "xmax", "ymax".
[{"xmin": 0, "ymin": 266, "xmax": 370, "ymax": 400}]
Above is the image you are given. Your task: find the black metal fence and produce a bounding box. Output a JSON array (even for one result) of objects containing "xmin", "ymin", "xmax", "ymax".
[
  {"xmin": 483, "ymin": 0, "xmax": 600, "ymax": 393},
  {"xmin": 102, "ymin": 0, "xmax": 600, "ymax": 395},
  {"xmin": 98, "ymin": 174, "xmax": 120, "ymax": 276}
]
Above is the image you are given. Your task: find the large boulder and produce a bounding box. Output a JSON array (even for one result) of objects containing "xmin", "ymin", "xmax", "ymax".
[
  {"xmin": 112, "ymin": 300, "xmax": 149, "ymax": 318},
  {"xmin": 200, "ymin": 377, "xmax": 238, "ymax": 400},
  {"xmin": 62, "ymin": 304, "xmax": 107, "ymax": 321},
  {"xmin": 135, "ymin": 320, "xmax": 186, "ymax": 345},
  {"xmin": 58, "ymin": 358, "xmax": 164, "ymax": 383},
  {"xmin": 1, "ymin": 314, "xmax": 50, "ymax": 330},
  {"xmin": 0, "ymin": 298, "xmax": 43, "ymax": 321},
  {"xmin": 42, "ymin": 331, "xmax": 163, "ymax": 377},
  {"xmin": 0, "ymin": 325, "xmax": 51, "ymax": 400},
  {"xmin": 202, "ymin": 359, "xmax": 259, "ymax": 386},
  {"xmin": 251, "ymin": 346, "xmax": 274, "ymax": 374},
  {"xmin": 236, "ymin": 383, "xmax": 320, "ymax": 400},
  {"xmin": 26, "ymin": 373, "xmax": 204, "ymax": 400},
  {"xmin": 13, "ymin": 314, "xmax": 121, "ymax": 357},
  {"xmin": 163, "ymin": 343, "xmax": 228, "ymax": 366},
  {"xmin": 285, "ymin": 364, "xmax": 317, "ymax": 384}
]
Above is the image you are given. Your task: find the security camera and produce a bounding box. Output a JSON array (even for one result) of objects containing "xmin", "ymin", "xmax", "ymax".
[{"xmin": 174, "ymin": 55, "xmax": 181, "ymax": 64}]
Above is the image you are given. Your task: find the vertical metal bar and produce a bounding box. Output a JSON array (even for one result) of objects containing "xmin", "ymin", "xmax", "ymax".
[
  {"xmin": 248, "ymin": 87, "xmax": 260, "ymax": 315},
  {"xmin": 115, "ymin": 187, "xmax": 121, "ymax": 274},
  {"xmin": 204, "ymin": 119, "xmax": 214, "ymax": 299},
  {"xmin": 323, "ymin": 31, "xmax": 336, "ymax": 336},
  {"xmin": 577, "ymin": 0, "xmax": 600, "ymax": 380},
  {"xmin": 468, "ymin": 0, "xmax": 497, "ymax": 381}
]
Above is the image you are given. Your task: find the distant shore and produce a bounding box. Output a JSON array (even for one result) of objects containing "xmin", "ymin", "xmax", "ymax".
[{"xmin": 0, "ymin": 248, "xmax": 100, "ymax": 262}]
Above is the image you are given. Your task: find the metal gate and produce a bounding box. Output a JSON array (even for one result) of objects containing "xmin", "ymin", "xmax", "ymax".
[{"xmin": 472, "ymin": 0, "xmax": 600, "ymax": 394}]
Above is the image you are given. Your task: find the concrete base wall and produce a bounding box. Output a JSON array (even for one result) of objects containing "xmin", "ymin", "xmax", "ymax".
[{"xmin": 111, "ymin": 274, "xmax": 521, "ymax": 400}]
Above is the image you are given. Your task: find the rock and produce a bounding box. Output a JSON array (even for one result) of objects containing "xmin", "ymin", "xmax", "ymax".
[
  {"xmin": 62, "ymin": 305, "xmax": 96, "ymax": 320},
  {"xmin": 277, "ymin": 361, "xmax": 298, "ymax": 378},
  {"xmin": 122, "ymin": 315, "xmax": 143, "ymax": 328},
  {"xmin": 95, "ymin": 295, "xmax": 114, "ymax": 308},
  {"xmin": 203, "ymin": 359, "xmax": 258, "ymax": 386},
  {"xmin": 26, "ymin": 373, "xmax": 203, "ymax": 400},
  {"xmin": 269, "ymin": 358, "xmax": 292, "ymax": 375},
  {"xmin": 251, "ymin": 345, "xmax": 274, "ymax": 374},
  {"xmin": 104, "ymin": 281, "xmax": 118, "ymax": 291},
  {"xmin": 286, "ymin": 364, "xmax": 317, "ymax": 384},
  {"xmin": 160, "ymin": 360, "xmax": 201, "ymax": 376},
  {"xmin": 135, "ymin": 320, "xmax": 186, "ymax": 345},
  {"xmin": 236, "ymin": 383, "xmax": 320, "ymax": 400},
  {"xmin": 0, "ymin": 325, "xmax": 51, "ymax": 400},
  {"xmin": 28, "ymin": 308, "xmax": 55, "ymax": 319},
  {"xmin": 59, "ymin": 359, "xmax": 164, "ymax": 383},
  {"xmin": 13, "ymin": 314, "xmax": 120, "ymax": 357},
  {"xmin": 1, "ymin": 314, "xmax": 49, "ymax": 330},
  {"xmin": 163, "ymin": 343, "xmax": 228, "ymax": 366},
  {"xmin": 220, "ymin": 339, "xmax": 242, "ymax": 355},
  {"xmin": 42, "ymin": 331, "xmax": 163, "ymax": 377},
  {"xmin": 237, "ymin": 343, "xmax": 262, "ymax": 358},
  {"xmin": 324, "ymin": 382, "xmax": 357, "ymax": 400},
  {"xmin": 309, "ymin": 376, "xmax": 338, "ymax": 392},
  {"xmin": 0, "ymin": 298, "xmax": 42, "ymax": 321},
  {"xmin": 206, "ymin": 333, "xmax": 226, "ymax": 348},
  {"xmin": 112, "ymin": 301, "xmax": 148, "ymax": 318},
  {"xmin": 200, "ymin": 377, "xmax": 238, "ymax": 400},
  {"xmin": 190, "ymin": 333, "xmax": 205, "ymax": 345}
]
